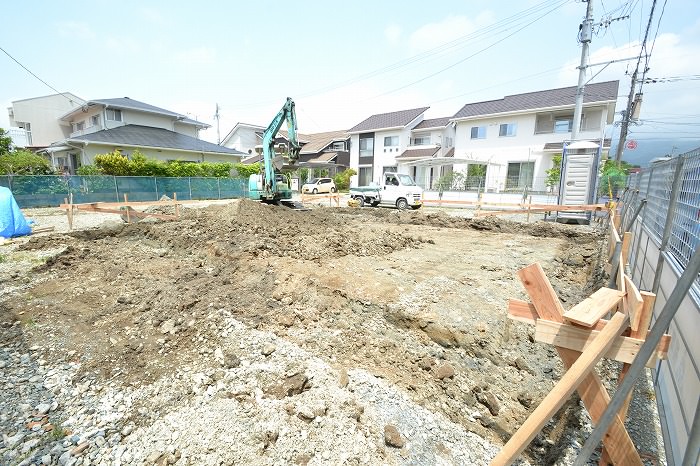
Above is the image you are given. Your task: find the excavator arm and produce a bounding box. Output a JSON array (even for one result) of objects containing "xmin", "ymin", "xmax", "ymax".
[
  {"xmin": 261, "ymin": 97, "xmax": 301, "ymax": 194},
  {"xmin": 248, "ymin": 97, "xmax": 303, "ymax": 204}
]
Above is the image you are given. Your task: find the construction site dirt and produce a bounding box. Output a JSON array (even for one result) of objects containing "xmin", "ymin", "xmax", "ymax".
[{"xmin": 1, "ymin": 201, "xmax": 657, "ymax": 465}]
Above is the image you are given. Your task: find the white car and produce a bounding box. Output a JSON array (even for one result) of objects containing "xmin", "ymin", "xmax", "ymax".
[{"xmin": 302, "ymin": 177, "xmax": 336, "ymax": 194}]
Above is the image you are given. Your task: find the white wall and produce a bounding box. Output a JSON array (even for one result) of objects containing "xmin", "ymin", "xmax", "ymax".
[
  {"xmin": 9, "ymin": 94, "xmax": 82, "ymax": 146},
  {"xmin": 222, "ymin": 126, "xmax": 261, "ymax": 156}
]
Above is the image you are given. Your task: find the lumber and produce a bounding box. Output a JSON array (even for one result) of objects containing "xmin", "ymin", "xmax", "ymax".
[
  {"xmin": 79, "ymin": 206, "xmax": 177, "ymax": 220},
  {"xmin": 516, "ymin": 264, "xmax": 642, "ymax": 466},
  {"xmin": 625, "ymin": 275, "xmax": 644, "ymax": 331},
  {"xmin": 563, "ymin": 288, "xmax": 624, "ymax": 328},
  {"xmin": 31, "ymin": 226, "xmax": 55, "ymax": 234},
  {"xmin": 474, "ymin": 205, "xmax": 605, "ymax": 217},
  {"xmin": 617, "ymin": 292, "xmax": 657, "ymax": 420},
  {"xmin": 506, "ymin": 298, "xmax": 671, "ymax": 357},
  {"xmin": 534, "ymin": 319, "xmax": 663, "ymax": 368},
  {"xmin": 490, "ymin": 312, "xmax": 630, "ymax": 466},
  {"xmin": 621, "ymin": 232, "xmax": 632, "ymax": 265}
]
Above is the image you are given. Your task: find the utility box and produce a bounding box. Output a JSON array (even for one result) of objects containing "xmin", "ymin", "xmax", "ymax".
[{"xmin": 554, "ymin": 140, "xmax": 602, "ymax": 224}]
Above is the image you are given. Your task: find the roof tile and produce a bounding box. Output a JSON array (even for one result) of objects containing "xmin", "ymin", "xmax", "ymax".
[{"xmin": 348, "ymin": 107, "xmax": 429, "ymax": 133}]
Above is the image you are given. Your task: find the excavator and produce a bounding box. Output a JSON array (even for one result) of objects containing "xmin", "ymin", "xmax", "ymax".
[{"xmin": 248, "ymin": 97, "xmax": 302, "ymax": 207}]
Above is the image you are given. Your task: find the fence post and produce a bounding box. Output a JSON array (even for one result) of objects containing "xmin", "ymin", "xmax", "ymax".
[
  {"xmin": 652, "ymin": 156, "xmax": 685, "ymax": 295},
  {"xmin": 154, "ymin": 177, "xmax": 159, "ymax": 200},
  {"xmin": 218, "ymin": 178, "xmax": 221, "ymax": 200},
  {"xmin": 113, "ymin": 176, "xmax": 119, "ymax": 202},
  {"xmin": 632, "ymin": 166, "xmax": 656, "ymax": 277},
  {"xmin": 188, "ymin": 177, "xmax": 193, "ymax": 200}
]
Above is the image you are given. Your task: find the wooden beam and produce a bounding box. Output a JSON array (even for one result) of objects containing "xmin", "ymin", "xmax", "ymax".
[
  {"xmin": 490, "ymin": 312, "xmax": 630, "ymax": 466},
  {"xmin": 618, "ymin": 292, "xmax": 657, "ymax": 419},
  {"xmin": 78, "ymin": 206, "xmax": 177, "ymax": 220},
  {"xmin": 563, "ymin": 288, "xmax": 624, "ymax": 328},
  {"xmin": 506, "ymin": 298, "xmax": 671, "ymax": 359},
  {"xmin": 621, "ymin": 232, "xmax": 632, "ymax": 265},
  {"xmin": 474, "ymin": 205, "xmax": 605, "ymax": 217},
  {"xmin": 516, "ymin": 264, "xmax": 642, "ymax": 466},
  {"xmin": 625, "ymin": 275, "xmax": 644, "ymax": 331},
  {"xmin": 535, "ymin": 319, "xmax": 664, "ymax": 368}
]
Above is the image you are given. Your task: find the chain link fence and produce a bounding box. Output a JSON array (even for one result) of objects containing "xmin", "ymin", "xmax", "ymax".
[
  {"xmin": 0, "ymin": 175, "xmax": 248, "ymax": 208},
  {"xmin": 625, "ymin": 148, "xmax": 700, "ymax": 291}
]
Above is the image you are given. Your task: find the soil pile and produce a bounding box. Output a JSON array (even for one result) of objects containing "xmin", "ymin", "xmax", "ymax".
[{"xmin": 1, "ymin": 200, "xmax": 606, "ymax": 465}]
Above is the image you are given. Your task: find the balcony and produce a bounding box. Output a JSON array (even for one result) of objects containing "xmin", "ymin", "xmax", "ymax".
[{"xmin": 8, "ymin": 127, "xmax": 29, "ymax": 147}]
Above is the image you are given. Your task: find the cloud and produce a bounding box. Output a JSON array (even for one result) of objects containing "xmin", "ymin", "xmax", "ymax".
[
  {"xmin": 56, "ymin": 21, "xmax": 95, "ymax": 40},
  {"xmin": 409, "ymin": 13, "xmax": 495, "ymax": 52},
  {"xmin": 139, "ymin": 7, "xmax": 167, "ymax": 25},
  {"xmin": 385, "ymin": 24, "xmax": 402, "ymax": 45},
  {"xmin": 105, "ymin": 37, "xmax": 142, "ymax": 55},
  {"xmin": 174, "ymin": 47, "xmax": 217, "ymax": 66},
  {"xmin": 557, "ymin": 32, "xmax": 700, "ymax": 132}
]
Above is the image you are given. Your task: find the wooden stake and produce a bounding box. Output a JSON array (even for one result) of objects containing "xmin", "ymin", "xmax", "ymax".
[
  {"xmin": 516, "ymin": 264, "xmax": 642, "ymax": 466},
  {"xmin": 174, "ymin": 192, "xmax": 180, "ymax": 218},
  {"xmin": 492, "ymin": 312, "xmax": 630, "ymax": 466},
  {"xmin": 123, "ymin": 193, "xmax": 131, "ymax": 223},
  {"xmin": 526, "ymin": 195, "xmax": 533, "ymax": 222}
]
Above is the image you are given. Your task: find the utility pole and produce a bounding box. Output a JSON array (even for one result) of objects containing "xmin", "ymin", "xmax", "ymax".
[
  {"xmin": 615, "ymin": 0, "xmax": 658, "ymax": 162},
  {"xmin": 214, "ymin": 103, "xmax": 221, "ymax": 145},
  {"xmin": 571, "ymin": 0, "xmax": 594, "ymax": 141}
]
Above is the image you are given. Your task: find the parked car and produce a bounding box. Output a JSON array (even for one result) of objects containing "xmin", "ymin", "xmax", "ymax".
[{"xmin": 302, "ymin": 178, "xmax": 336, "ymax": 194}]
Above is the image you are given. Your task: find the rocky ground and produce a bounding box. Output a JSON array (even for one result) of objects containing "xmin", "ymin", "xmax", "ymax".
[{"xmin": 0, "ymin": 201, "xmax": 664, "ymax": 465}]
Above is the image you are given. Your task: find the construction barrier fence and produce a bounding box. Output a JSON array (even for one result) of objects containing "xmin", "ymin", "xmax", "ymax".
[{"xmin": 0, "ymin": 175, "xmax": 248, "ymax": 208}]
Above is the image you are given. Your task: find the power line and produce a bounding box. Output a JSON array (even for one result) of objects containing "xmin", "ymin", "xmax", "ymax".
[
  {"xmin": 0, "ymin": 45, "xmax": 84, "ymax": 106},
  {"xmin": 375, "ymin": 0, "xmax": 570, "ymax": 98},
  {"xmin": 231, "ymin": 0, "xmax": 571, "ymax": 110}
]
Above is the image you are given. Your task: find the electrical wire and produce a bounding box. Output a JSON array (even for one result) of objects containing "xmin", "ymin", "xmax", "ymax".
[
  {"xmin": 0, "ymin": 46, "xmax": 84, "ymax": 106},
  {"xmin": 374, "ymin": 0, "xmax": 570, "ymax": 98}
]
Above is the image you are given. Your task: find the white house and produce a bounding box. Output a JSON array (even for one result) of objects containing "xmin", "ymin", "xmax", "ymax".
[
  {"xmin": 44, "ymin": 97, "xmax": 245, "ymax": 172},
  {"xmin": 220, "ymin": 122, "xmax": 266, "ymax": 159},
  {"xmin": 449, "ymin": 80, "xmax": 619, "ymax": 193},
  {"xmin": 6, "ymin": 92, "xmax": 85, "ymax": 149},
  {"xmin": 395, "ymin": 117, "xmax": 457, "ymax": 189},
  {"xmin": 347, "ymin": 107, "xmax": 429, "ymax": 187}
]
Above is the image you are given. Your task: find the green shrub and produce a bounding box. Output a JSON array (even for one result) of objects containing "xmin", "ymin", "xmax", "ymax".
[
  {"xmin": 91, "ymin": 150, "xmax": 232, "ymax": 178},
  {"xmin": 76, "ymin": 165, "xmax": 101, "ymax": 175},
  {"xmin": 0, "ymin": 150, "xmax": 54, "ymax": 175},
  {"xmin": 333, "ymin": 168, "xmax": 357, "ymax": 191},
  {"xmin": 232, "ymin": 162, "xmax": 260, "ymax": 179}
]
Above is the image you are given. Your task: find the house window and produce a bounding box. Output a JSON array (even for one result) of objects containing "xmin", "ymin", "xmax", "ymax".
[
  {"xmin": 554, "ymin": 116, "xmax": 573, "ymax": 133},
  {"xmin": 412, "ymin": 135, "xmax": 431, "ymax": 145},
  {"xmin": 21, "ymin": 122, "xmax": 32, "ymax": 145},
  {"xmin": 91, "ymin": 115, "xmax": 100, "ymax": 127},
  {"xmin": 444, "ymin": 136, "xmax": 453, "ymax": 148},
  {"xmin": 358, "ymin": 166, "xmax": 373, "ymax": 186},
  {"xmin": 499, "ymin": 123, "xmax": 517, "ymax": 137},
  {"xmin": 359, "ymin": 135, "xmax": 374, "ymax": 158},
  {"xmin": 470, "ymin": 126, "xmax": 486, "ymax": 139},
  {"xmin": 383, "ymin": 136, "xmax": 398, "ymax": 147},
  {"xmin": 331, "ymin": 141, "xmax": 345, "ymax": 151},
  {"xmin": 505, "ymin": 161, "xmax": 534, "ymax": 190},
  {"xmin": 75, "ymin": 121, "xmax": 85, "ymax": 131},
  {"xmin": 106, "ymin": 109, "xmax": 122, "ymax": 121}
]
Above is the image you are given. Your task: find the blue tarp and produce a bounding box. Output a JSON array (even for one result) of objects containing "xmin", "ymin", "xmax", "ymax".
[{"xmin": 0, "ymin": 186, "xmax": 32, "ymax": 238}]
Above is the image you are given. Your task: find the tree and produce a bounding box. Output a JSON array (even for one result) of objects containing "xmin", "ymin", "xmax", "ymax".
[
  {"xmin": 333, "ymin": 168, "xmax": 357, "ymax": 191},
  {"xmin": 0, "ymin": 149, "xmax": 53, "ymax": 175},
  {"xmin": 545, "ymin": 154, "xmax": 562, "ymax": 189},
  {"xmin": 600, "ymin": 159, "xmax": 633, "ymax": 198},
  {"xmin": 0, "ymin": 128, "xmax": 12, "ymax": 155}
]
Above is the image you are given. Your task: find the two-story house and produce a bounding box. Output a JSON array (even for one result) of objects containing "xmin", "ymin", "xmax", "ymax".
[
  {"xmin": 6, "ymin": 93, "xmax": 85, "ymax": 149},
  {"xmin": 450, "ymin": 80, "xmax": 618, "ymax": 192},
  {"xmin": 220, "ymin": 122, "xmax": 266, "ymax": 158},
  {"xmin": 44, "ymin": 97, "xmax": 245, "ymax": 172},
  {"xmin": 395, "ymin": 117, "xmax": 457, "ymax": 189},
  {"xmin": 347, "ymin": 107, "xmax": 429, "ymax": 187}
]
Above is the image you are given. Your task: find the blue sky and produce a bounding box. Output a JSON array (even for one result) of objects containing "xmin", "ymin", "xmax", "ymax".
[{"xmin": 1, "ymin": 0, "xmax": 698, "ymax": 157}]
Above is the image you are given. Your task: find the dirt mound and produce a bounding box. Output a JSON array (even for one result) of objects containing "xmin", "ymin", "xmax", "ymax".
[{"xmin": 1, "ymin": 201, "xmax": 607, "ymax": 464}]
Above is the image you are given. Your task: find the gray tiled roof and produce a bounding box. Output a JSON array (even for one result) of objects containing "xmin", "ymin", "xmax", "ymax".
[
  {"xmin": 348, "ymin": 107, "xmax": 429, "ymax": 133},
  {"xmin": 85, "ymin": 97, "xmax": 209, "ymax": 127},
  {"xmin": 69, "ymin": 125, "xmax": 246, "ymax": 155},
  {"xmin": 413, "ymin": 117, "xmax": 451, "ymax": 130},
  {"xmin": 452, "ymin": 81, "xmax": 619, "ymax": 120}
]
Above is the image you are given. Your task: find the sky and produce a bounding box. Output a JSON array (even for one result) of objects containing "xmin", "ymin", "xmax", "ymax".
[{"xmin": 1, "ymin": 0, "xmax": 699, "ymax": 162}]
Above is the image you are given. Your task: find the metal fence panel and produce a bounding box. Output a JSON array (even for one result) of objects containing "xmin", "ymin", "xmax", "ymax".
[{"xmin": 1, "ymin": 175, "xmax": 248, "ymax": 208}]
